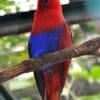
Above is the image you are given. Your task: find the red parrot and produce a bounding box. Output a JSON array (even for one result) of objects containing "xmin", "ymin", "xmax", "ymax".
[{"xmin": 28, "ymin": 0, "xmax": 72, "ymax": 100}]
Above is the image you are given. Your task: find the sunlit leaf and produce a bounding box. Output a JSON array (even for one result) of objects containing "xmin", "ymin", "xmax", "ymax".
[{"xmin": 90, "ymin": 66, "xmax": 100, "ymax": 80}]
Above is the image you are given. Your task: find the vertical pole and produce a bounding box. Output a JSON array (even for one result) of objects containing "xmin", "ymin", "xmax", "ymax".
[{"xmin": 0, "ymin": 85, "xmax": 15, "ymax": 100}]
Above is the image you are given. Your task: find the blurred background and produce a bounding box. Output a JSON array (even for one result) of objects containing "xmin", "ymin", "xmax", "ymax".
[{"xmin": 0, "ymin": 0, "xmax": 100, "ymax": 100}]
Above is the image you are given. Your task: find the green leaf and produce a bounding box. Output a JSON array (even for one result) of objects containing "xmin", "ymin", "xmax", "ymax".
[
  {"xmin": 0, "ymin": 0, "xmax": 14, "ymax": 10},
  {"xmin": 90, "ymin": 66, "xmax": 100, "ymax": 80},
  {"xmin": 79, "ymin": 94, "xmax": 100, "ymax": 100}
]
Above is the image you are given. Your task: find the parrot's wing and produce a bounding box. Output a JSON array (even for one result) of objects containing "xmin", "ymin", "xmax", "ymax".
[
  {"xmin": 58, "ymin": 22, "xmax": 72, "ymax": 90},
  {"xmin": 28, "ymin": 42, "xmax": 45, "ymax": 98}
]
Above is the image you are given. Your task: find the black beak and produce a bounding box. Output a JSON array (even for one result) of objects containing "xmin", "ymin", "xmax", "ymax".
[{"xmin": 43, "ymin": 0, "xmax": 48, "ymax": 4}]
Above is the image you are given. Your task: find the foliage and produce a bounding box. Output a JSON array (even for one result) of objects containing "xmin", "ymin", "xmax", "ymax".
[
  {"xmin": 0, "ymin": 0, "xmax": 15, "ymax": 13},
  {"xmin": 0, "ymin": 34, "xmax": 28, "ymax": 67},
  {"xmin": 0, "ymin": 0, "xmax": 14, "ymax": 10},
  {"xmin": 80, "ymin": 22, "xmax": 96, "ymax": 33},
  {"xmin": 70, "ymin": 65, "xmax": 100, "ymax": 81},
  {"xmin": 79, "ymin": 94, "xmax": 100, "ymax": 100}
]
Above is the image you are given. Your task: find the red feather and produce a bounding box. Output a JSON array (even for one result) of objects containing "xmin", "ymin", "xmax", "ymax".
[{"xmin": 31, "ymin": 0, "xmax": 63, "ymax": 34}]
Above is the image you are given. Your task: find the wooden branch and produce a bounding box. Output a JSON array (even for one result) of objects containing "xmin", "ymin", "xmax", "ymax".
[{"xmin": 0, "ymin": 37, "xmax": 100, "ymax": 84}]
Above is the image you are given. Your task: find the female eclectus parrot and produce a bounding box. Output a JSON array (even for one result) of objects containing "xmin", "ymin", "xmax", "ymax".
[{"xmin": 28, "ymin": 0, "xmax": 72, "ymax": 100}]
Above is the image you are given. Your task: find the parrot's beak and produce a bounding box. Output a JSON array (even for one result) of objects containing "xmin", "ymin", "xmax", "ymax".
[{"xmin": 43, "ymin": 0, "xmax": 48, "ymax": 4}]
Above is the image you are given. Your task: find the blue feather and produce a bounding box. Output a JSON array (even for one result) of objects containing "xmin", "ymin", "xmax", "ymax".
[{"xmin": 28, "ymin": 25, "xmax": 63, "ymax": 72}]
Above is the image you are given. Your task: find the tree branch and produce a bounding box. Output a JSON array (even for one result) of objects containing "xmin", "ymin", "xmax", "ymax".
[{"xmin": 0, "ymin": 37, "xmax": 100, "ymax": 84}]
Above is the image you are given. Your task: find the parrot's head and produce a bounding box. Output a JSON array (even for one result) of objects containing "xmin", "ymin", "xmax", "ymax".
[
  {"xmin": 37, "ymin": 0, "xmax": 61, "ymax": 8},
  {"xmin": 32, "ymin": 0, "xmax": 63, "ymax": 33},
  {"xmin": 43, "ymin": 0, "xmax": 48, "ymax": 4},
  {"xmin": 42, "ymin": 0, "xmax": 61, "ymax": 6}
]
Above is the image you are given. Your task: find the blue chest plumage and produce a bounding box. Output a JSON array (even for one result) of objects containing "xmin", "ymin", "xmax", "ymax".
[{"xmin": 28, "ymin": 25, "xmax": 63, "ymax": 72}]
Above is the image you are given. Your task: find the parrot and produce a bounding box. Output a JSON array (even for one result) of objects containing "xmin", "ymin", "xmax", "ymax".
[{"xmin": 28, "ymin": 0, "xmax": 72, "ymax": 100}]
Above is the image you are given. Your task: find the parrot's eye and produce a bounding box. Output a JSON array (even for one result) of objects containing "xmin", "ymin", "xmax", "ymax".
[{"xmin": 43, "ymin": 0, "xmax": 48, "ymax": 4}]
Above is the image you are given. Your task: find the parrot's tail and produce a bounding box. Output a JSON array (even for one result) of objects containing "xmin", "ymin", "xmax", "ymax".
[
  {"xmin": 43, "ymin": 92, "xmax": 60, "ymax": 100},
  {"xmin": 49, "ymin": 93, "xmax": 60, "ymax": 100}
]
